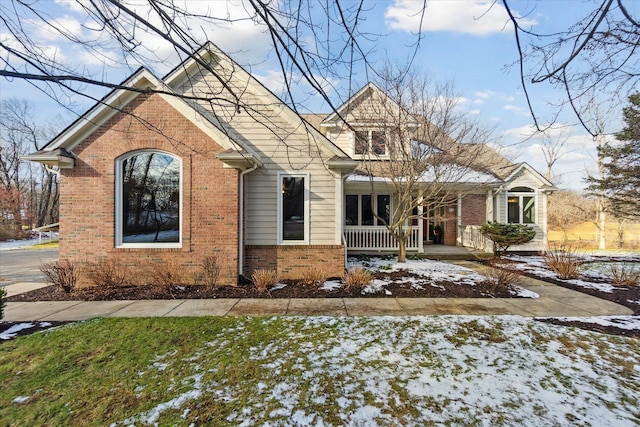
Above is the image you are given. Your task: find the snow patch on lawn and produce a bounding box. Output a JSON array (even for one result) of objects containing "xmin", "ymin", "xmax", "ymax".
[
  {"xmin": 1, "ymin": 323, "xmax": 35, "ymax": 340},
  {"xmin": 110, "ymin": 316, "xmax": 640, "ymax": 426}
]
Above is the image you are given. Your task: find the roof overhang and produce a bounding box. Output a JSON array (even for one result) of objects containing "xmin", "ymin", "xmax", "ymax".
[
  {"xmin": 21, "ymin": 148, "xmax": 75, "ymax": 169},
  {"xmin": 327, "ymin": 157, "xmax": 359, "ymax": 174},
  {"xmin": 216, "ymin": 150, "xmax": 263, "ymax": 171}
]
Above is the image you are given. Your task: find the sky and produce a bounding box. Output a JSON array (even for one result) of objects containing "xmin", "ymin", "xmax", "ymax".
[{"xmin": 1, "ymin": 0, "xmax": 635, "ymax": 191}]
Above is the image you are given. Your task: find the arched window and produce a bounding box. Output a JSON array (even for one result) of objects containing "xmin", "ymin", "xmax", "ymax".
[
  {"xmin": 115, "ymin": 150, "xmax": 181, "ymax": 247},
  {"xmin": 507, "ymin": 186, "xmax": 536, "ymax": 224}
]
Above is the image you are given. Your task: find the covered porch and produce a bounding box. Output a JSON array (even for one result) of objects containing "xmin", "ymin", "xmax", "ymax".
[{"xmin": 344, "ymin": 224, "xmax": 490, "ymax": 257}]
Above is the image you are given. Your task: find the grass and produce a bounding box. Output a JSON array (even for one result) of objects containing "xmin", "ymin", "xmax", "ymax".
[
  {"xmin": 1, "ymin": 317, "xmax": 639, "ymax": 426},
  {"xmin": 25, "ymin": 240, "xmax": 59, "ymax": 249}
]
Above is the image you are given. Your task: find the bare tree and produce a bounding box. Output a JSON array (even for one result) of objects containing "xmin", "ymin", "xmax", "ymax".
[
  {"xmin": 0, "ymin": 0, "xmax": 425, "ymax": 150},
  {"xmin": 537, "ymin": 127, "xmax": 572, "ymax": 183},
  {"xmin": 547, "ymin": 190, "xmax": 596, "ymax": 243},
  {"xmin": 354, "ymin": 69, "xmax": 495, "ymax": 262},
  {"xmin": 0, "ymin": 99, "xmax": 60, "ymax": 239},
  {"xmin": 504, "ymin": 0, "xmax": 640, "ymax": 135}
]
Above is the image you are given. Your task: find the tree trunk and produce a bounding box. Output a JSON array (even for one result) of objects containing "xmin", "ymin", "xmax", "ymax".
[
  {"xmin": 398, "ymin": 239, "xmax": 407, "ymax": 263},
  {"xmin": 596, "ymin": 133, "xmax": 606, "ymax": 250}
]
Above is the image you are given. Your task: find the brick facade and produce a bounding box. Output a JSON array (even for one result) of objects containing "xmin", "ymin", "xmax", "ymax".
[
  {"xmin": 461, "ymin": 193, "xmax": 487, "ymax": 226},
  {"xmin": 244, "ymin": 245, "xmax": 345, "ymax": 279},
  {"xmin": 59, "ymin": 94, "xmax": 240, "ymax": 285}
]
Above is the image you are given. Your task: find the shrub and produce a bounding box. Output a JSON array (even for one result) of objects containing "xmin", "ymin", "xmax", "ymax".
[
  {"xmin": 150, "ymin": 260, "xmax": 189, "ymax": 286},
  {"xmin": 542, "ymin": 244, "xmax": 581, "ymax": 279},
  {"xmin": 480, "ymin": 266, "xmax": 522, "ymax": 290},
  {"xmin": 86, "ymin": 259, "xmax": 129, "ymax": 287},
  {"xmin": 251, "ymin": 269, "xmax": 279, "ymax": 293},
  {"xmin": 343, "ymin": 267, "xmax": 374, "ymax": 291},
  {"xmin": 200, "ymin": 254, "xmax": 221, "ymax": 287},
  {"xmin": 40, "ymin": 260, "xmax": 78, "ymax": 293},
  {"xmin": 299, "ymin": 266, "xmax": 329, "ymax": 287},
  {"xmin": 0, "ymin": 287, "xmax": 6, "ymax": 320},
  {"xmin": 608, "ymin": 263, "xmax": 640, "ymax": 287},
  {"xmin": 480, "ymin": 222, "xmax": 536, "ymax": 257}
]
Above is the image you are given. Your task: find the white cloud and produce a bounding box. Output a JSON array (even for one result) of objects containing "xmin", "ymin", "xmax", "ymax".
[
  {"xmin": 385, "ymin": 0, "xmax": 536, "ymax": 36},
  {"xmin": 503, "ymin": 104, "xmax": 529, "ymax": 117}
]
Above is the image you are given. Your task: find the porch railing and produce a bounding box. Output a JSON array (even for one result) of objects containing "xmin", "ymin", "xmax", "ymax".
[
  {"xmin": 345, "ymin": 226, "xmax": 420, "ymax": 251},
  {"xmin": 458, "ymin": 225, "xmax": 489, "ymax": 251}
]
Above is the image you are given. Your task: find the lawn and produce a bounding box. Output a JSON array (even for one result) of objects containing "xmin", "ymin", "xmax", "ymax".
[{"xmin": 1, "ymin": 316, "xmax": 638, "ymax": 426}]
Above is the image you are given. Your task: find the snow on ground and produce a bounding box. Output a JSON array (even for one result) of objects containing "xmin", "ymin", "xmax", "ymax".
[
  {"xmin": 108, "ymin": 316, "xmax": 640, "ymax": 427},
  {"xmin": 542, "ymin": 315, "xmax": 640, "ymax": 332},
  {"xmin": 502, "ymin": 254, "xmax": 640, "ymax": 294},
  {"xmin": 347, "ymin": 256, "xmax": 537, "ymax": 297}
]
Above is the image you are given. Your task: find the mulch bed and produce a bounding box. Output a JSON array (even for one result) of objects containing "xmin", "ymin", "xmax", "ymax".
[
  {"xmin": 484, "ymin": 258, "xmax": 640, "ymax": 315},
  {"xmin": 535, "ymin": 318, "xmax": 640, "ymax": 339},
  {"xmin": 8, "ymin": 270, "xmax": 520, "ymax": 302}
]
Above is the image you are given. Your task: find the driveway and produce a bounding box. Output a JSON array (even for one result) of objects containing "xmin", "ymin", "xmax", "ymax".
[{"xmin": 0, "ymin": 248, "xmax": 59, "ymax": 285}]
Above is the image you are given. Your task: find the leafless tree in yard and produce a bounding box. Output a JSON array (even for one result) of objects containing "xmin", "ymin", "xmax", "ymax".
[
  {"xmin": 504, "ymin": 0, "xmax": 640, "ymax": 135},
  {"xmin": 0, "ymin": 0, "xmax": 424, "ymax": 160},
  {"xmin": 354, "ymin": 67, "xmax": 498, "ymax": 262},
  {"xmin": 0, "ymin": 99, "xmax": 60, "ymax": 239}
]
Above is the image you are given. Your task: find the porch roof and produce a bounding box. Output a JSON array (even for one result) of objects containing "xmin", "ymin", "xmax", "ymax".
[{"xmin": 345, "ymin": 164, "xmax": 502, "ymax": 186}]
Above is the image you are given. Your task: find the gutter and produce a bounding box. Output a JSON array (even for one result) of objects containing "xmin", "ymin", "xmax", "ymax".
[{"xmin": 238, "ymin": 162, "xmax": 259, "ymax": 277}]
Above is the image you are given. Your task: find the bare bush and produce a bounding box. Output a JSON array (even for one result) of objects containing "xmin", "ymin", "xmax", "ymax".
[
  {"xmin": 480, "ymin": 266, "xmax": 522, "ymax": 291},
  {"xmin": 86, "ymin": 259, "xmax": 129, "ymax": 287},
  {"xmin": 343, "ymin": 267, "xmax": 374, "ymax": 291},
  {"xmin": 150, "ymin": 260, "xmax": 189, "ymax": 286},
  {"xmin": 542, "ymin": 244, "xmax": 582, "ymax": 279},
  {"xmin": 608, "ymin": 263, "xmax": 640, "ymax": 287},
  {"xmin": 251, "ymin": 269, "xmax": 279, "ymax": 293},
  {"xmin": 40, "ymin": 260, "xmax": 78, "ymax": 293},
  {"xmin": 299, "ymin": 267, "xmax": 329, "ymax": 287},
  {"xmin": 200, "ymin": 254, "xmax": 221, "ymax": 287}
]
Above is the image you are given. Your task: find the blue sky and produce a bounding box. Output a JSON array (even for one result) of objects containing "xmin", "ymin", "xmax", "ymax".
[{"xmin": 1, "ymin": 0, "xmax": 631, "ymax": 190}]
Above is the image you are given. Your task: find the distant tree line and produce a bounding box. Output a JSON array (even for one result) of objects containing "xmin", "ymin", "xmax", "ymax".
[{"xmin": 0, "ymin": 99, "xmax": 60, "ymax": 240}]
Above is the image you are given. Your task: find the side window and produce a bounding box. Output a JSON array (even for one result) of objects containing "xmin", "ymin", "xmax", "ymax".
[
  {"xmin": 278, "ymin": 173, "xmax": 309, "ymax": 243},
  {"xmin": 116, "ymin": 150, "xmax": 181, "ymax": 247},
  {"xmin": 507, "ymin": 187, "xmax": 536, "ymax": 224}
]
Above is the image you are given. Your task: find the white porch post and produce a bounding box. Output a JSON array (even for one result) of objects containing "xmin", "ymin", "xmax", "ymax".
[
  {"xmin": 457, "ymin": 193, "xmax": 463, "ymax": 246},
  {"xmin": 486, "ymin": 190, "xmax": 494, "ymax": 222},
  {"xmin": 418, "ymin": 197, "xmax": 424, "ymax": 253}
]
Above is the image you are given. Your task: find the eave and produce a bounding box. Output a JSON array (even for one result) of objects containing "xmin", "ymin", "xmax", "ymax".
[
  {"xmin": 21, "ymin": 148, "xmax": 75, "ymax": 169},
  {"xmin": 216, "ymin": 150, "xmax": 263, "ymax": 171}
]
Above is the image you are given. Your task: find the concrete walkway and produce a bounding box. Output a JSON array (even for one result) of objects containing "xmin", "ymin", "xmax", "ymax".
[{"xmin": 2, "ymin": 273, "xmax": 633, "ymax": 321}]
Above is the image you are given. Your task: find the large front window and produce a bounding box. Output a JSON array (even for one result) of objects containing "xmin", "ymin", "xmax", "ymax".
[
  {"xmin": 116, "ymin": 150, "xmax": 181, "ymax": 247},
  {"xmin": 507, "ymin": 187, "xmax": 536, "ymax": 224},
  {"xmin": 345, "ymin": 194, "xmax": 390, "ymax": 226},
  {"xmin": 278, "ymin": 173, "xmax": 309, "ymax": 243}
]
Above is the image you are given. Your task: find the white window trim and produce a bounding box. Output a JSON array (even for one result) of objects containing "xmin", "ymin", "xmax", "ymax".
[
  {"xmin": 115, "ymin": 149, "xmax": 183, "ymax": 249},
  {"xmin": 352, "ymin": 129, "xmax": 390, "ymax": 159},
  {"xmin": 506, "ymin": 188, "xmax": 537, "ymax": 225},
  {"xmin": 277, "ymin": 172, "xmax": 310, "ymax": 244}
]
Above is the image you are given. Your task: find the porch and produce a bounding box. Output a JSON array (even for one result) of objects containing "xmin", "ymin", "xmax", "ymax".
[{"xmin": 344, "ymin": 225, "xmax": 492, "ymax": 260}]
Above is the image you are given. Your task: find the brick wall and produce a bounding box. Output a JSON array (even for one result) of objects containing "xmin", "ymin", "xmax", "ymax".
[
  {"xmin": 461, "ymin": 194, "xmax": 486, "ymax": 226},
  {"xmin": 244, "ymin": 245, "xmax": 345, "ymax": 279},
  {"xmin": 59, "ymin": 93, "xmax": 240, "ymax": 285}
]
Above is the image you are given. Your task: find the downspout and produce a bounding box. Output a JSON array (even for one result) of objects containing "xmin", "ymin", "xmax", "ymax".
[{"xmin": 238, "ymin": 163, "xmax": 258, "ymax": 277}]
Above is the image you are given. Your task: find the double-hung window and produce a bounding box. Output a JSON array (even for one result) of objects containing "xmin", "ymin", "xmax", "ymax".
[
  {"xmin": 345, "ymin": 194, "xmax": 390, "ymax": 226},
  {"xmin": 354, "ymin": 130, "xmax": 386, "ymax": 156},
  {"xmin": 278, "ymin": 173, "xmax": 310, "ymax": 243},
  {"xmin": 507, "ymin": 187, "xmax": 536, "ymax": 224},
  {"xmin": 115, "ymin": 150, "xmax": 181, "ymax": 248}
]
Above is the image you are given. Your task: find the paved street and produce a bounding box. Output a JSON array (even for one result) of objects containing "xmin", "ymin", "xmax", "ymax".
[{"xmin": 0, "ymin": 249, "xmax": 59, "ymax": 285}]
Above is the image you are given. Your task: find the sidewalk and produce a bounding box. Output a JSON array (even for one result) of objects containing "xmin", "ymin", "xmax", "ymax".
[{"xmin": 2, "ymin": 274, "xmax": 634, "ymax": 321}]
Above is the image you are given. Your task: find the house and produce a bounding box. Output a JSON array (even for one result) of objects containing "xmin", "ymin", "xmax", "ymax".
[{"xmin": 24, "ymin": 43, "xmax": 555, "ymax": 285}]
